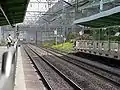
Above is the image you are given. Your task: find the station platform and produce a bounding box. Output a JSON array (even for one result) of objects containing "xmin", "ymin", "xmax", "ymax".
[{"xmin": 14, "ymin": 46, "xmax": 46, "ymax": 90}]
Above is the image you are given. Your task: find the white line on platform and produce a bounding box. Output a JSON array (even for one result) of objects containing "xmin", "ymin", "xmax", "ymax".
[{"xmin": 14, "ymin": 47, "xmax": 26, "ymax": 90}]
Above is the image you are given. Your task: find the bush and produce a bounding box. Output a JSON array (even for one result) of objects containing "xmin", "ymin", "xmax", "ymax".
[
  {"xmin": 42, "ymin": 40, "xmax": 57, "ymax": 47},
  {"xmin": 67, "ymin": 32, "xmax": 78, "ymax": 41}
]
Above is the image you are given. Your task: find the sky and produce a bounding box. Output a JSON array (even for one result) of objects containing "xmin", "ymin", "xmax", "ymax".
[
  {"xmin": 24, "ymin": 0, "xmax": 59, "ymax": 24},
  {"xmin": 24, "ymin": 0, "xmax": 69, "ymax": 25}
]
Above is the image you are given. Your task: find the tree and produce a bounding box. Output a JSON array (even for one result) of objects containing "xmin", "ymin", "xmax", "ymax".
[{"xmin": 66, "ymin": 32, "xmax": 78, "ymax": 41}]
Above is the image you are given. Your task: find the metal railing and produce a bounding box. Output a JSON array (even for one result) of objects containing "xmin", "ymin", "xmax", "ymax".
[
  {"xmin": 0, "ymin": 40, "xmax": 18, "ymax": 90},
  {"xmin": 75, "ymin": 40, "xmax": 120, "ymax": 52}
]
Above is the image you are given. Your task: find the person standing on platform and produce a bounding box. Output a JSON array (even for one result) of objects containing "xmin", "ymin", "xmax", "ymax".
[{"xmin": 6, "ymin": 34, "xmax": 13, "ymax": 48}]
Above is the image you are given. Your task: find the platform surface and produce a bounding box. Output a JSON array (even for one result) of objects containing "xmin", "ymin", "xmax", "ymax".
[{"xmin": 14, "ymin": 46, "xmax": 46, "ymax": 90}]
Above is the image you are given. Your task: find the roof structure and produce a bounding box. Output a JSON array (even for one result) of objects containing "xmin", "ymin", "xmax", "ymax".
[
  {"xmin": 0, "ymin": 0, "xmax": 29, "ymax": 26},
  {"xmin": 73, "ymin": 4, "xmax": 120, "ymax": 28}
]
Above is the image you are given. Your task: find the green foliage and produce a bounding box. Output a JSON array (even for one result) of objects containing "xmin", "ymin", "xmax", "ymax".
[
  {"xmin": 42, "ymin": 40, "xmax": 56, "ymax": 47},
  {"xmin": 90, "ymin": 26, "xmax": 120, "ymax": 41},
  {"xmin": 51, "ymin": 42, "xmax": 73, "ymax": 53},
  {"xmin": 110, "ymin": 36, "xmax": 120, "ymax": 41},
  {"xmin": 42, "ymin": 40, "xmax": 74, "ymax": 53},
  {"xmin": 66, "ymin": 32, "xmax": 78, "ymax": 41}
]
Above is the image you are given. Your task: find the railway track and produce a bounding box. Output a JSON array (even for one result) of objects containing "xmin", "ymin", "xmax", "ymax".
[
  {"xmin": 24, "ymin": 44, "xmax": 120, "ymax": 90},
  {"xmin": 23, "ymin": 45, "xmax": 82, "ymax": 90},
  {"xmin": 39, "ymin": 46, "xmax": 120, "ymax": 85}
]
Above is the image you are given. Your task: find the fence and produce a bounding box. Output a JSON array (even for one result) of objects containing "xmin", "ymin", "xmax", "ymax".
[{"xmin": 75, "ymin": 40, "xmax": 120, "ymax": 52}]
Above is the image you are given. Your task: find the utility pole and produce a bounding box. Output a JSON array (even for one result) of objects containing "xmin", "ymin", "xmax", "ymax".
[
  {"xmin": 100, "ymin": 0, "xmax": 103, "ymax": 12},
  {"xmin": 41, "ymin": 31, "xmax": 42, "ymax": 45},
  {"xmin": 16, "ymin": 25, "xmax": 19, "ymax": 39},
  {"xmin": 108, "ymin": 29, "xmax": 110, "ymax": 51},
  {"xmin": 56, "ymin": 34, "xmax": 57, "ymax": 45},
  {"xmin": 36, "ymin": 31, "xmax": 37, "ymax": 45},
  {"xmin": 54, "ymin": 30, "xmax": 57, "ymax": 45},
  {"xmin": 62, "ymin": 3, "xmax": 66, "ymax": 40},
  {"xmin": 75, "ymin": 0, "xmax": 78, "ymax": 19},
  {"xmin": 2, "ymin": 28, "xmax": 4, "ymax": 40}
]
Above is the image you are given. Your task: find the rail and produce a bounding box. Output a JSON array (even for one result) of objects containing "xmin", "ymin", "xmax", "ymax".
[{"xmin": 0, "ymin": 40, "xmax": 18, "ymax": 90}]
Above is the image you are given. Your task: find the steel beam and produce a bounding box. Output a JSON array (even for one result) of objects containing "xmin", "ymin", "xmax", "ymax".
[
  {"xmin": 61, "ymin": 0, "xmax": 73, "ymax": 6},
  {"xmin": 0, "ymin": 5, "xmax": 13, "ymax": 27},
  {"xmin": 27, "ymin": 11, "xmax": 46, "ymax": 13},
  {"xmin": 30, "ymin": 1, "xmax": 56, "ymax": 4}
]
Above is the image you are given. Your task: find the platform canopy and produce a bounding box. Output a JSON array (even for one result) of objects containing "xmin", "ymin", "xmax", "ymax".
[
  {"xmin": 73, "ymin": 6, "xmax": 120, "ymax": 28},
  {"xmin": 0, "ymin": 0, "xmax": 29, "ymax": 26}
]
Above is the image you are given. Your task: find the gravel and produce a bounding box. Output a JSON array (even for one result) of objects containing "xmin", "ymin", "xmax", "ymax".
[{"xmin": 29, "ymin": 44, "xmax": 120, "ymax": 90}]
